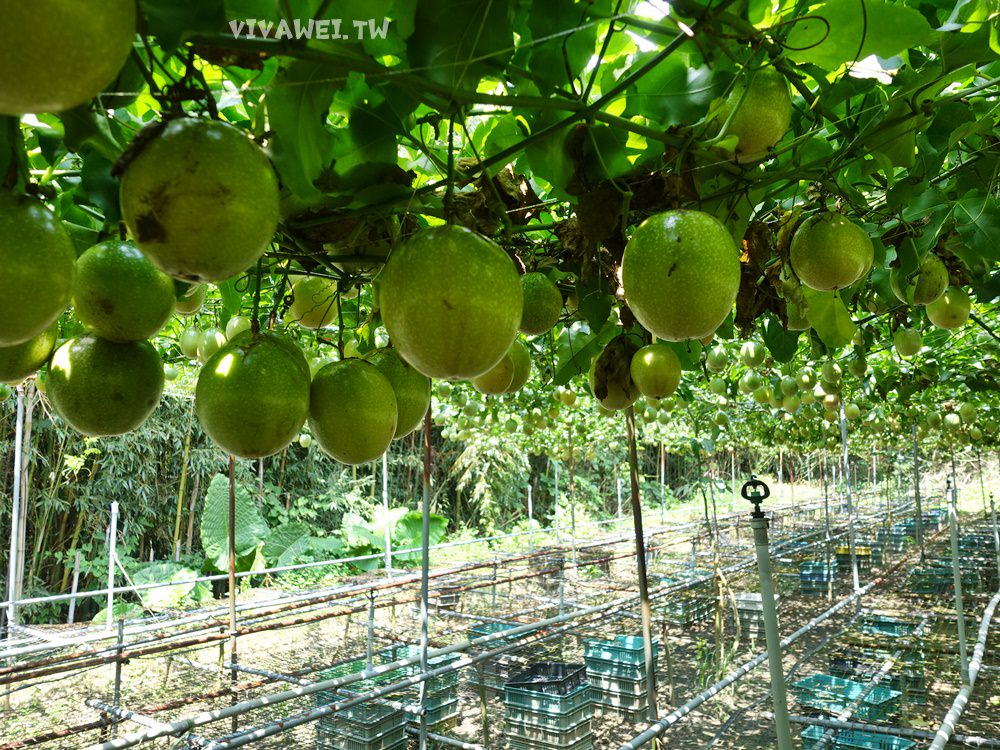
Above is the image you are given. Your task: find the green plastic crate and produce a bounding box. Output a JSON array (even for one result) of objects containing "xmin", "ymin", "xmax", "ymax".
[
  {"xmin": 792, "ymin": 675, "xmax": 901, "ymax": 721},
  {"xmin": 587, "ymin": 673, "xmax": 649, "ymax": 697},
  {"xmin": 801, "ymin": 725, "xmax": 915, "ymax": 750},
  {"xmin": 583, "ymin": 636, "xmax": 659, "ymax": 665},
  {"xmin": 859, "ymin": 615, "xmax": 916, "ymax": 638},
  {"xmin": 505, "ymin": 699, "xmax": 592, "ymax": 731},
  {"xmin": 510, "ymin": 735, "xmax": 593, "ymax": 750},
  {"xmin": 588, "ymin": 685, "xmax": 648, "ymax": 711},
  {"xmin": 507, "ymin": 715, "xmax": 592, "ymax": 746},
  {"xmin": 585, "ymin": 655, "xmax": 656, "ymax": 680},
  {"xmin": 505, "ymin": 681, "xmax": 591, "ymax": 715}
]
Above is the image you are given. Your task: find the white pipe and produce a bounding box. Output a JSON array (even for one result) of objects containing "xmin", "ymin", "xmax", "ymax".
[
  {"xmin": 105, "ymin": 502, "xmax": 119, "ymax": 632},
  {"xmin": 382, "ymin": 451, "xmax": 391, "ymax": 575},
  {"xmin": 619, "ymin": 578, "xmax": 880, "ymax": 750},
  {"xmin": 927, "ymin": 591, "xmax": 1000, "ymax": 750},
  {"xmin": 5, "ymin": 386, "xmax": 24, "ymax": 635}
]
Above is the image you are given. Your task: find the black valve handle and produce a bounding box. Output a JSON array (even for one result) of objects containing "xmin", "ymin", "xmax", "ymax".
[{"xmin": 741, "ymin": 475, "xmax": 770, "ymax": 518}]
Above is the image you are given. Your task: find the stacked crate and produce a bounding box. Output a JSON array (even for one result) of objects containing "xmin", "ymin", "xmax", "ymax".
[
  {"xmin": 583, "ymin": 636, "xmax": 658, "ymax": 723},
  {"xmin": 504, "ymin": 663, "xmax": 593, "ymax": 750},
  {"xmin": 314, "ymin": 657, "xmax": 408, "ymax": 750},
  {"xmin": 801, "ymin": 725, "xmax": 915, "ymax": 750},
  {"xmin": 908, "ymin": 562, "xmax": 980, "ymax": 595},
  {"xmin": 799, "ymin": 559, "xmax": 838, "ymax": 595},
  {"xmin": 829, "ymin": 647, "xmax": 927, "ymax": 706},
  {"xmin": 791, "ymin": 674, "xmax": 902, "ymax": 721},
  {"xmin": 835, "ymin": 545, "xmax": 873, "ymax": 575},
  {"xmin": 734, "ymin": 592, "xmax": 780, "ymax": 641},
  {"xmin": 466, "ymin": 621, "xmax": 539, "ymax": 696},
  {"xmin": 390, "ymin": 645, "xmax": 462, "ymax": 727},
  {"xmin": 655, "ymin": 571, "xmax": 714, "ymax": 626}
]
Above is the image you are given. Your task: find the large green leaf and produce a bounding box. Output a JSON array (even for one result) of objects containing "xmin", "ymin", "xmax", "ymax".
[
  {"xmin": 622, "ymin": 54, "xmax": 716, "ymax": 127},
  {"xmin": 266, "ymin": 60, "xmax": 342, "ymax": 200},
  {"xmin": 762, "ymin": 314, "xmax": 802, "ymax": 363},
  {"xmin": 131, "ymin": 562, "xmax": 203, "ymax": 611},
  {"xmin": 141, "ymin": 0, "xmax": 226, "ymax": 51},
  {"xmin": 393, "ymin": 510, "xmax": 447, "ymax": 563},
  {"xmin": 785, "ymin": 0, "xmax": 934, "ymax": 69},
  {"xmin": 524, "ymin": 0, "xmax": 599, "ymax": 92},
  {"xmin": 553, "ymin": 321, "xmax": 618, "ymax": 386},
  {"xmin": 802, "ymin": 289, "xmax": 857, "ymax": 350},
  {"xmin": 263, "ymin": 522, "xmax": 313, "ymax": 566},
  {"xmin": 406, "ymin": 0, "xmax": 516, "ymax": 92},
  {"xmin": 954, "ymin": 190, "xmax": 1000, "ymax": 263},
  {"xmin": 199, "ymin": 474, "xmax": 270, "ymax": 572}
]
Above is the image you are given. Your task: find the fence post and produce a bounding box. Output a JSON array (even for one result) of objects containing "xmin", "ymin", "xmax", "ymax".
[
  {"xmin": 5, "ymin": 386, "xmax": 25, "ymax": 639},
  {"xmin": 382, "ymin": 451, "xmax": 392, "ymax": 576},
  {"xmin": 105, "ymin": 501, "xmax": 119, "ymax": 631},
  {"xmin": 67, "ymin": 551, "xmax": 82, "ymax": 624}
]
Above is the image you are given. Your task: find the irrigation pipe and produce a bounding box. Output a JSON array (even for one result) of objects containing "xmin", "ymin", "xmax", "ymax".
[
  {"xmin": 618, "ymin": 549, "xmax": 923, "ymax": 750},
  {"xmin": 784, "ymin": 715, "xmax": 1000, "ymax": 748},
  {"xmin": 809, "ymin": 614, "xmax": 934, "ymax": 750},
  {"xmin": 927, "ymin": 589, "xmax": 1000, "ymax": 750}
]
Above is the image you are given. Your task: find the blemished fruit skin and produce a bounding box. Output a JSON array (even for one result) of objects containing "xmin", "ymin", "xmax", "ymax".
[
  {"xmin": 629, "ymin": 344, "xmax": 681, "ymax": 400},
  {"xmin": 378, "ymin": 225, "xmax": 522, "ymax": 380},
  {"xmin": 790, "ymin": 213, "xmax": 874, "ymax": 291},
  {"xmin": 175, "ymin": 283, "xmax": 207, "ymax": 315},
  {"xmin": 289, "ymin": 277, "xmax": 339, "ymax": 329},
  {"xmin": 0, "ymin": 0, "xmax": 136, "ymax": 114},
  {"xmin": 720, "ymin": 67, "xmax": 792, "ymax": 163},
  {"xmin": 0, "ymin": 194, "xmax": 76, "ymax": 346},
  {"xmin": 621, "ymin": 210, "xmax": 740, "ymax": 342},
  {"xmin": 73, "ymin": 241, "xmax": 176, "ymax": 342},
  {"xmin": 367, "ymin": 348, "xmax": 431, "ymax": 439},
  {"xmin": 519, "ymin": 272, "xmax": 562, "ymax": 335},
  {"xmin": 309, "ymin": 360, "xmax": 398, "ymax": 465},
  {"xmin": 925, "ymin": 285, "xmax": 970, "ymax": 329},
  {"xmin": 890, "ymin": 254, "xmax": 948, "ymax": 306},
  {"xmin": 472, "ymin": 353, "xmax": 514, "ymax": 394},
  {"xmin": 589, "ymin": 335, "xmax": 640, "ymax": 410},
  {"xmin": 120, "ymin": 119, "xmax": 280, "ymax": 283},
  {"xmin": 504, "ymin": 339, "xmax": 532, "ymax": 393},
  {"xmin": 195, "ymin": 332, "xmax": 310, "ymax": 458},
  {"xmin": 0, "ymin": 325, "xmax": 57, "ymax": 384},
  {"xmin": 48, "ymin": 335, "xmax": 164, "ymax": 437}
]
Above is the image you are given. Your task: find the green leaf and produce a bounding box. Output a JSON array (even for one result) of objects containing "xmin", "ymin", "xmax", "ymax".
[
  {"xmin": 524, "ymin": 0, "xmax": 598, "ymax": 92},
  {"xmin": 266, "ymin": 60, "xmax": 341, "ymax": 200},
  {"xmin": 131, "ymin": 562, "xmax": 199, "ymax": 611},
  {"xmin": 199, "ymin": 474, "xmax": 270, "ymax": 572},
  {"xmin": 393, "ymin": 510, "xmax": 447, "ymax": 563},
  {"xmin": 762, "ymin": 314, "xmax": 802, "ymax": 363},
  {"xmin": 623, "ymin": 54, "xmax": 716, "ymax": 127},
  {"xmin": 406, "ymin": 0, "xmax": 516, "ymax": 92},
  {"xmin": 140, "ymin": 0, "xmax": 226, "ymax": 51},
  {"xmin": 662, "ymin": 340, "xmax": 704, "ymax": 371},
  {"xmin": 79, "ymin": 153, "xmax": 121, "ymax": 225},
  {"xmin": 91, "ymin": 602, "xmax": 145, "ymax": 624},
  {"xmin": 802, "ymin": 289, "xmax": 857, "ymax": 350},
  {"xmin": 263, "ymin": 522, "xmax": 313, "ymax": 566},
  {"xmin": 341, "ymin": 511, "xmax": 380, "ymax": 548},
  {"xmin": 954, "ymin": 190, "xmax": 1000, "ymax": 263},
  {"xmin": 327, "ymin": 76, "xmax": 406, "ymax": 190},
  {"xmin": 784, "ymin": 0, "xmax": 934, "ymax": 69},
  {"xmin": 553, "ymin": 322, "xmax": 617, "ymax": 386}
]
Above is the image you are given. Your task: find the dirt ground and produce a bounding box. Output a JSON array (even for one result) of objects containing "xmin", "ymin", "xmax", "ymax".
[{"xmin": 2, "ymin": 500, "xmax": 999, "ymax": 750}]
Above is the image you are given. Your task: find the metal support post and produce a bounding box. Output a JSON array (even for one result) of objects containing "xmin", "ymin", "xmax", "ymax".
[
  {"xmin": 105, "ymin": 502, "xmax": 119, "ymax": 631},
  {"xmin": 6, "ymin": 386, "xmax": 25, "ymax": 637},
  {"xmin": 947, "ymin": 480, "xmax": 970, "ymax": 684},
  {"xmin": 912, "ymin": 425, "xmax": 923, "ymax": 551},
  {"xmin": 527, "ymin": 485, "xmax": 534, "ymax": 553},
  {"xmin": 382, "ymin": 451, "xmax": 392, "ymax": 575},
  {"xmin": 838, "ymin": 406, "xmax": 861, "ymax": 596},
  {"xmin": 743, "ymin": 477, "xmax": 793, "ymax": 750},
  {"xmin": 990, "ymin": 493, "xmax": 1000, "ymax": 582}
]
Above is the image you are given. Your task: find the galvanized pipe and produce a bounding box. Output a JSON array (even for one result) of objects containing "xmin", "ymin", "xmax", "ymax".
[
  {"xmin": 948, "ymin": 480, "xmax": 970, "ymax": 683},
  {"xmin": 928, "ymin": 591, "xmax": 1000, "ymax": 750},
  {"xmin": 749, "ymin": 512, "xmax": 793, "ymax": 750},
  {"xmin": 786, "ymin": 715, "xmax": 1000, "ymax": 748},
  {"xmin": 619, "ymin": 575, "xmax": 883, "ymax": 750}
]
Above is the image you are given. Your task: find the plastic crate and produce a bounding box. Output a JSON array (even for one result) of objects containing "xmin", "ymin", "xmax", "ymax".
[
  {"xmin": 315, "ymin": 724, "xmax": 406, "ymax": 750},
  {"xmin": 859, "ymin": 615, "xmax": 916, "ymax": 638},
  {"xmin": 505, "ymin": 681, "xmax": 591, "ymax": 714},
  {"xmin": 469, "ymin": 621, "xmax": 526, "ymax": 641},
  {"xmin": 315, "ymin": 707, "xmax": 406, "ymax": 741},
  {"xmin": 510, "ymin": 735, "xmax": 593, "ymax": 750},
  {"xmin": 589, "ymin": 685, "xmax": 648, "ymax": 711},
  {"xmin": 588, "ymin": 673, "xmax": 649, "ymax": 697},
  {"xmin": 507, "ymin": 663, "xmax": 587, "ymax": 695},
  {"xmin": 583, "ymin": 636, "xmax": 659, "ymax": 666},
  {"xmin": 734, "ymin": 592, "xmax": 781, "ymax": 612},
  {"xmin": 792, "ymin": 674, "xmax": 901, "ymax": 721},
  {"xmin": 592, "ymin": 702, "xmax": 650, "ymax": 723},
  {"xmin": 390, "ymin": 645, "xmax": 461, "ymax": 692},
  {"xmin": 801, "ymin": 725, "xmax": 915, "ymax": 750},
  {"xmin": 507, "ymin": 715, "xmax": 592, "ymax": 746},
  {"xmin": 585, "ymin": 655, "xmax": 655, "ymax": 680},
  {"xmin": 506, "ymin": 699, "xmax": 592, "ymax": 731}
]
